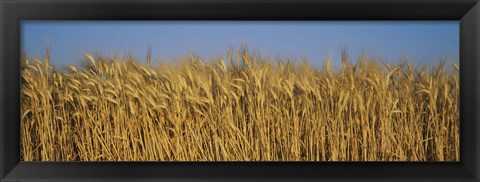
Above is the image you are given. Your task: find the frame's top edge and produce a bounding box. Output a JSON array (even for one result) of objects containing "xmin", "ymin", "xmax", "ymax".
[{"xmin": 2, "ymin": 0, "xmax": 479, "ymax": 3}]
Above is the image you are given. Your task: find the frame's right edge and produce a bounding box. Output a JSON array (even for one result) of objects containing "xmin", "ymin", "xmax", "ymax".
[
  {"xmin": 0, "ymin": 0, "xmax": 5, "ymax": 180},
  {"xmin": 460, "ymin": 1, "xmax": 480, "ymax": 181}
]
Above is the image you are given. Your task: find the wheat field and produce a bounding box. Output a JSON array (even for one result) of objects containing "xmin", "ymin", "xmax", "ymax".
[{"xmin": 20, "ymin": 49, "xmax": 460, "ymax": 161}]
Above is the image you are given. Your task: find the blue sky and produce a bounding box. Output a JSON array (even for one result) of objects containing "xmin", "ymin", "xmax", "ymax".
[{"xmin": 21, "ymin": 21, "xmax": 459, "ymax": 68}]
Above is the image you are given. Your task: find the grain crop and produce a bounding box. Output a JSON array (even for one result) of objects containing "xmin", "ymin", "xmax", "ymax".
[{"xmin": 20, "ymin": 49, "xmax": 459, "ymax": 161}]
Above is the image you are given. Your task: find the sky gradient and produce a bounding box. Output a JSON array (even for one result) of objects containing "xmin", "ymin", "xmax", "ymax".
[{"xmin": 21, "ymin": 21, "xmax": 459, "ymax": 68}]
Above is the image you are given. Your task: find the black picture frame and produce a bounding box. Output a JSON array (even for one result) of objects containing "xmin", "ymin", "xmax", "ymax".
[{"xmin": 1, "ymin": 0, "xmax": 479, "ymax": 181}]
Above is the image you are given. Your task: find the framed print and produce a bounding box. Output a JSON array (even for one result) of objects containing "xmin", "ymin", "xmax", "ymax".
[{"xmin": 1, "ymin": 0, "xmax": 479, "ymax": 181}]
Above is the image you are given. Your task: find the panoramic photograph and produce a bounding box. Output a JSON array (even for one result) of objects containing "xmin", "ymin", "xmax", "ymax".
[{"xmin": 20, "ymin": 21, "xmax": 459, "ymax": 161}]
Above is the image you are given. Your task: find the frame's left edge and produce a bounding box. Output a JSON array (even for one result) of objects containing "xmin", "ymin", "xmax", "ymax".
[
  {"xmin": 0, "ymin": 0, "xmax": 7, "ymax": 180},
  {"xmin": 474, "ymin": 3, "xmax": 480, "ymax": 181},
  {"xmin": 0, "ymin": 1, "xmax": 21, "ymax": 182},
  {"xmin": 0, "ymin": 0, "xmax": 4, "ymax": 179}
]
